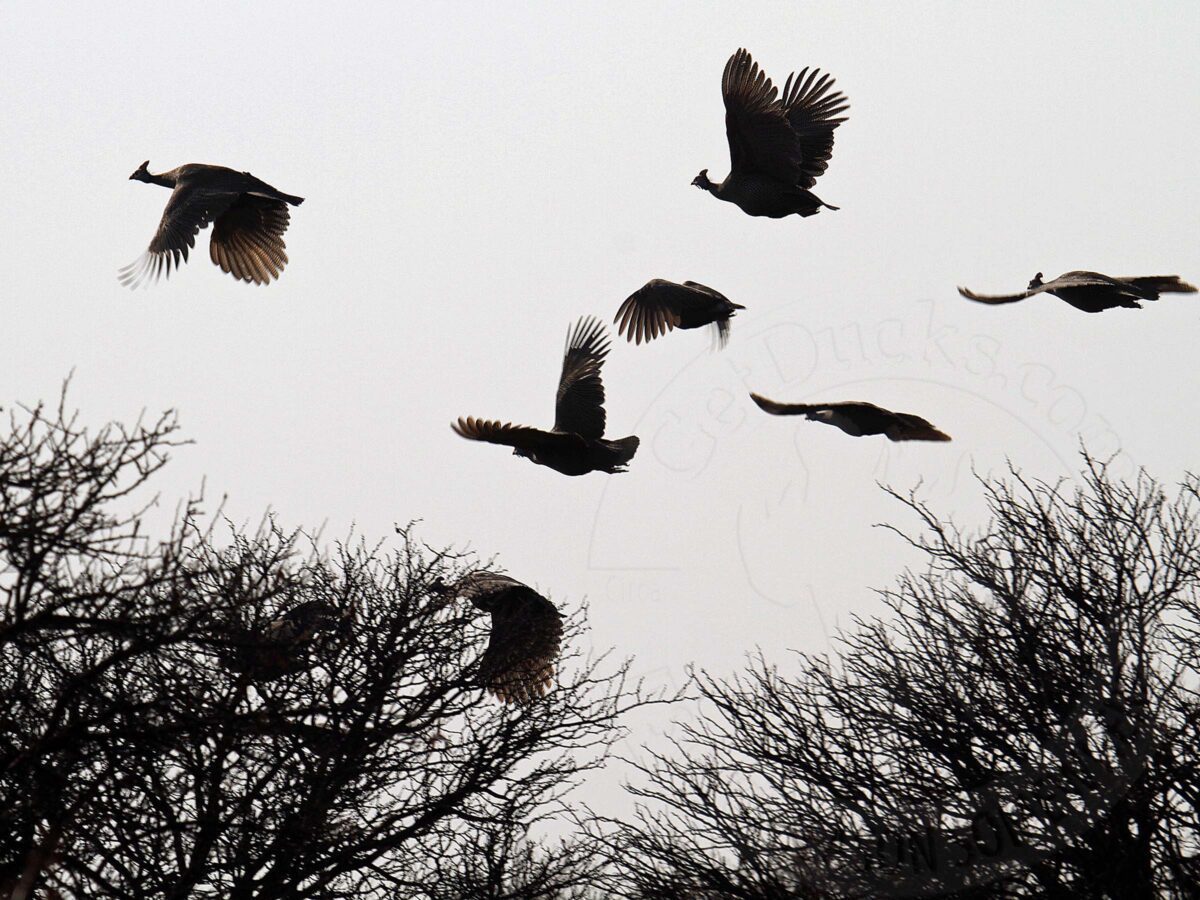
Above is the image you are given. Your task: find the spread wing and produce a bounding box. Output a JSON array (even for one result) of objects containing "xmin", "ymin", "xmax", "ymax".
[
  {"xmin": 478, "ymin": 587, "xmax": 564, "ymax": 704},
  {"xmin": 119, "ymin": 185, "xmax": 236, "ymax": 288},
  {"xmin": 209, "ymin": 195, "xmax": 292, "ymax": 285},
  {"xmin": 723, "ymin": 49, "xmax": 800, "ymax": 182},
  {"xmin": 614, "ymin": 280, "xmax": 686, "ymax": 345},
  {"xmin": 749, "ymin": 392, "xmax": 820, "ymax": 415},
  {"xmin": 452, "ymin": 417, "xmax": 577, "ymax": 453},
  {"xmin": 553, "ymin": 317, "xmax": 610, "ymax": 439},
  {"xmin": 958, "ymin": 272, "xmax": 1123, "ymax": 305},
  {"xmin": 779, "ymin": 66, "xmax": 849, "ymax": 189}
]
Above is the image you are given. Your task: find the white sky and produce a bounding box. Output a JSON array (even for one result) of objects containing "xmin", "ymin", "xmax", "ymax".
[{"xmin": 3, "ymin": 0, "xmax": 1198, "ymax": 813}]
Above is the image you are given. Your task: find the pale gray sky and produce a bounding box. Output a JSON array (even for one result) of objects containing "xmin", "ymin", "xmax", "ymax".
[{"xmin": 2, "ymin": 0, "xmax": 1198, "ymax": 808}]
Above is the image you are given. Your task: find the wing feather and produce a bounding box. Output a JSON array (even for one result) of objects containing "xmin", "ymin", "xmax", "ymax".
[
  {"xmin": 478, "ymin": 588, "xmax": 563, "ymax": 704},
  {"xmin": 554, "ymin": 317, "xmax": 610, "ymax": 438}
]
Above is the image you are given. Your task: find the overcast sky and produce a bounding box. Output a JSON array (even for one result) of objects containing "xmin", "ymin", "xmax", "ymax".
[{"xmin": 3, "ymin": 0, "xmax": 1198, "ymax": 811}]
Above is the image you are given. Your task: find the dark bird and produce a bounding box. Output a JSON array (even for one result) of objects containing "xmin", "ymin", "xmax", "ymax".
[
  {"xmin": 223, "ymin": 601, "xmax": 350, "ymax": 681},
  {"xmin": 692, "ymin": 48, "xmax": 849, "ymax": 218},
  {"xmin": 614, "ymin": 279, "xmax": 746, "ymax": 348},
  {"xmin": 120, "ymin": 161, "xmax": 304, "ymax": 288},
  {"xmin": 432, "ymin": 572, "xmax": 564, "ymax": 704},
  {"xmin": 750, "ymin": 393, "xmax": 951, "ymax": 442},
  {"xmin": 958, "ymin": 271, "xmax": 1197, "ymax": 314},
  {"xmin": 452, "ymin": 316, "xmax": 639, "ymax": 475}
]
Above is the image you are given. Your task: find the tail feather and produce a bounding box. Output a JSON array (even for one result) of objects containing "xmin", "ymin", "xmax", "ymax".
[
  {"xmin": 889, "ymin": 424, "xmax": 952, "ymax": 442},
  {"xmin": 1123, "ymin": 275, "xmax": 1196, "ymax": 299},
  {"xmin": 605, "ymin": 436, "xmax": 639, "ymax": 470}
]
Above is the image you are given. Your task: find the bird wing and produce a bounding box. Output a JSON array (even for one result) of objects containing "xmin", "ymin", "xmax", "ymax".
[
  {"xmin": 749, "ymin": 392, "xmax": 822, "ymax": 415},
  {"xmin": 553, "ymin": 317, "xmax": 611, "ymax": 439},
  {"xmin": 779, "ymin": 67, "xmax": 849, "ymax": 188},
  {"xmin": 451, "ymin": 571, "xmax": 527, "ymax": 604},
  {"xmin": 478, "ymin": 587, "xmax": 564, "ymax": 704},
  {"xmin": 452, "ymin": 417, "xmax": 574, "ymax": 452},
  {"xmin": 209, "ymin": 195, "xmax": 292, "ymax": 285},
  {"xmin": 119, "ymin": 185, "xmax": 237, "ymax": 287},
  {"xmin": 956, "ymin": 284, "xmax": 1045, "ymax": 305},
  {"xmin": 614, "ymin": 280, "xmax": 686, "ymax": 345},
  {"xmin": 722, "ymin": 48, "xmax": 802, "ymax": 182}
]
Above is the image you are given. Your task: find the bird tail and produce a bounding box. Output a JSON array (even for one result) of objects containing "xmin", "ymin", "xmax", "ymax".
[
  {"xmin": 604, "ymin": 436, "xmax": 640, "ymax": 471},
  {"xmin": 891, "ymin": 424, "xmax": 952, "ymax": 442},
  {"xmin": 1124, "ymin": 275, "xmax": 1196, "ymax": 299}
]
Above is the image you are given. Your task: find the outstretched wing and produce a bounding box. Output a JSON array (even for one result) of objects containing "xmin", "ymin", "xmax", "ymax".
[
  {"xmin": 722, "ymin": 48, "xmax": 801, "ymax": 182},
  {"xmin": 119, "ymin": 185, "xmax": 236, "ymax": 288},
  {"xmin": 956, "ymin": 285, "xmax": 1042, "ymax": 305},
  {"xmin": 749, "ymin": 392, "xmax": 821, "ymax": 415},
  {"xmin": 614, "ymin": 279, "xmax": 686, "ymax": 345},
  {"xmin": 554, "ymin": 317, "xmax": 610, "ymax": 439},
  {"xmin": 479, "ymin": 587, "xmax": 564, "ymax": 704},
  {"xmin": 452, "ymin": 417, "xmax": 576, "ymax": 453},
  {"xmin": 209, "ymin": 195, "xmax": 292, "ymax": 285},
  {"xmin": 779, "ymin": 66, "xmax": 849, "ymax": 188}
]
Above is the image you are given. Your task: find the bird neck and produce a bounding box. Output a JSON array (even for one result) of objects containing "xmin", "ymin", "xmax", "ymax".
[{"xmin": 141, "ymin": 170, "xmax": 177, "ymax": 188}]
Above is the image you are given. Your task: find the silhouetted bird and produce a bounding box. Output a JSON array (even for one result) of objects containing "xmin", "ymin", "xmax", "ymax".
[
  {"xmin": 432, "ymin": 572, "xmax": 563, "ymax": 704},
  {"xmin": 223, "ymin": 601, "xmax": 350, "ymax": 681},
  {"xmin": 120, "ymin": 161, "xmax": 304, "ymax": 287},
  {"xmin": 958, "ymin": 271, "xmax": 1197, "ymax": 314},
  {"xmin": 614, "ymin": 279, "xmax": 746, "ymax": 348},
  {"xmin": 692, "ymin": 48, "xmax": 849, "ymax": 218},
  {"xmin": 750, "ymin": 393, "xmax": 951, "ymax": 442},
  {"xmin": 453, "ymin": 317, "xmax": 639, "ymax": 475}
]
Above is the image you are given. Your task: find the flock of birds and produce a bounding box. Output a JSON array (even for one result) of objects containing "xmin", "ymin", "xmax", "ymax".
[{"xmin": 121, "ymin": 49, "xmax": 1196, "ymax": 703}]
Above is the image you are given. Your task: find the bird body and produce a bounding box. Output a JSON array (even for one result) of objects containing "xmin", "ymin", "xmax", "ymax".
[
  {"xmin": 432, "ymin": 572, "xmax": 564, "ymax": 704},
  {"xmin": 615, "ymin": 279, "xmax": 745, "ymax": 348},
  {"xmin": 120, "ymin": 160, "xmax": 304, "ymax": 287},
  {"xmin": 453, "ymin": 317, "xmax": 639, "ymax": 475},
  {"xmin": 750, "ymin": 394, "xmax": 951, "ymax": 442},
  {"xmin": 958, "ymin": 271, "xmax": 1197, "ymax": 313},
  {"xmin": 222, "ymin": 601, "xmax": 349, "ymax": 681},
  {"xmin": 694, "ymin": 49, "xmax": 849, "ymax": 219}
]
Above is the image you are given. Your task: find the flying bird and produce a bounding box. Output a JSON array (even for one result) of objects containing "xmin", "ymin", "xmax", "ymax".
[
  {"xmin": 120, "ymin": 161, "xmax": 304, "ymax": 288},
  {"xmin": 432, "ymin": 572, "xmax": 564, "ymax": 704},
  {"xmin": 222, "ymin": 601, "xmax": 350, "ymax": 681},
  {"xmin": 750, "ymin": 393, "xmax": 951, "ymax": 442},
  {"xmin": 957, "ymin": 271, "xmax": 1197, "ymax": 314},
  {"xmin": 614, "ymin": 279, "xmax": 746, "ymax": 348},
  {"xmin": 452, "ymin": 316, "xmax": 639, "ymax": 475},
  {"xmin": 692, "ymin": 48, "xmax": 849, "ymax": 218}
]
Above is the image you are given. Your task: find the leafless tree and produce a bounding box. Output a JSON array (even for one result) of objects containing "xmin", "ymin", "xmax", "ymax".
[
  {"xmin": 596, "ymin": 452, "xmax": 1200, "ymax": 899},
  {"xmin": 0, "ymin": 390, "xmax": 662, "ymax": 899}
]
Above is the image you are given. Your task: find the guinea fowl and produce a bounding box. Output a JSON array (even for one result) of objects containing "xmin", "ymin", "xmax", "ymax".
[
  {"xmin": 432, "ymin": 571, "xmax": 563, "ymax": 704},
  {"xmin": 222, "ymin": 601, "xmax": 350, "ymax": 681},
  {"xmin": 693, "ymin": 48, "xmax": 849, "ymax": 218},
  {"xmin": 452, "ymin": 316, "xmax": 639, "ymax": 476},
  {"xmin": 120, "ymin": 161, "xmax": 304, "ymax": 287},
  {"xmin": 750, "ymin": 393, "xmax": 951, "ymax": 442},
  {"xmin": 958, "ymin": 271, "xmax": 1197, "ymax": 314},
  {"xmin": 614, "ymin": 279, "xmax": 745, "ymax": 348}
]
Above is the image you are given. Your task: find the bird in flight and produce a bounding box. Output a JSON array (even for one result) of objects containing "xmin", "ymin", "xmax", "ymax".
[
  {"xmin": 432, "ymin": 571, "xmax": 564, "ymax": 704},
  {"xmin": 222, "ymin": 601, "xmax": 351, "ymax": 681},
  {"xmin": 453, "ymin": 316, "xmax": 639, "ymax": 475},
  {"xmin": 750, "ymin": 394, "xmax": 951, "ymax": 442},
  {"xmin": 614, "ymin": 279, "xmax": 746, "ymax": 349},
  {"xmin": 958, "ymin": 271, "xmax": 1197, "ymax": 314},
  {"xmin": 120, "ymin": 161, "xmax": 304, "ymax": 288},
  {"xmin": 693, "ymin": 48, "xmax": 849, "ymax": 218}
]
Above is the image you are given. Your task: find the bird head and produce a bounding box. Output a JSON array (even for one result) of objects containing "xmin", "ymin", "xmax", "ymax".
[
  {"xmin": 129, "ymin": 160, "xmax": 152, "ymax": 182},
  {"xmin": 691, "ymin": 169, "xmax": 712, "ymax": 190},
  {"xmin": 1027, "ymin": 272, "xmax": 1045, "ymax": 289}
]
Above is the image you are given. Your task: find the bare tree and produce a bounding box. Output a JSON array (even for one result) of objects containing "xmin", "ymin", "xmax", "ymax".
[
  {"xmin": 0, "ymin": 390, "xmax": 663, "ymax": 899},
  {"xmin": 597, "ymin": 452, "xmax": 1200, "ymax": 899}
]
